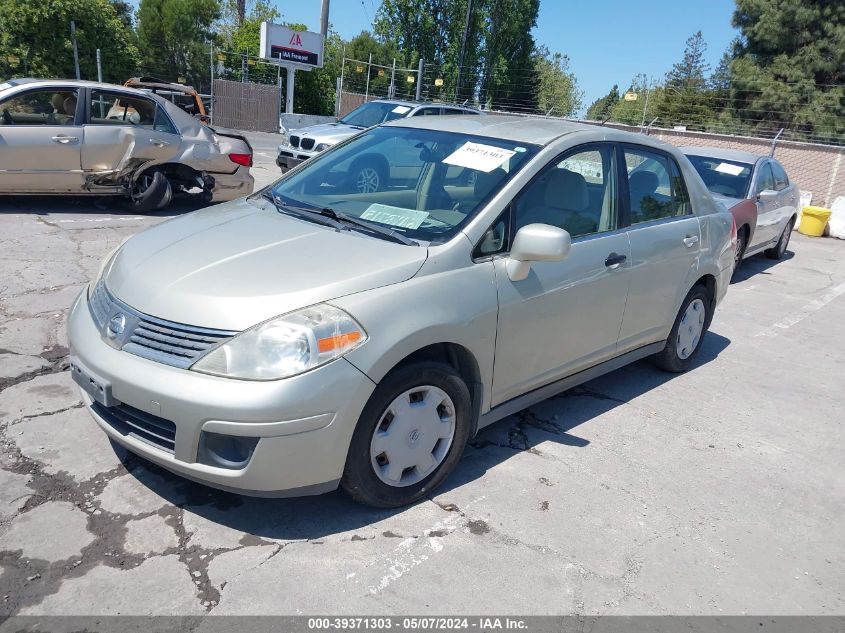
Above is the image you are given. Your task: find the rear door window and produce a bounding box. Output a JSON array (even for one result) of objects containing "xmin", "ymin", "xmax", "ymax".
[
  {"xmin": 89, "ymin": 90, "xmax": 177, "ymax": 134},
  {"xmin": 771, "ymin": 161, "xmax": 789, "ymax": 191},
  {"xmin": 755, "ymin": 162, "xmax": 776, "ymax": 194},
  {"xmin": 624, "ymin": 147, "xmax": 689, "ymax": 224}
]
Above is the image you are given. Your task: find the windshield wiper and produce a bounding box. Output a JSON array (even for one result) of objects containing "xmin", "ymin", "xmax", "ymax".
[
  {"xmin": 260, "ymin": 192, "xmax": 417, "ymax": 246},
  {"xmin": 317, "ymin": 207, "xmax": 418, "ymax": 246},
  {"xmin": 260, "ymin": 191, "xmax": 344, "ymax": 230}
]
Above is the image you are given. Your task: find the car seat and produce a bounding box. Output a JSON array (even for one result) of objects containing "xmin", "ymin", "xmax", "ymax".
[{"xmin": 519, "ymin": 169, "xmax": 597, "ymax": 237}]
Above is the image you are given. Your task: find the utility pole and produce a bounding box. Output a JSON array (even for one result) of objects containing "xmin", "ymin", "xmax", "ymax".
[
  {"xmin": 389, "ymin": 59, "xmax": 396, "ymax": 98},
  {"xmin": 320, "ymin": 0, "xmax": 330, "ymax": 37},
  {"xmin": 455, "ymin": 0, "xmax": 474, "ymax": 100},
  {"xmin": 70, "ymin": 21, "xmax": 81, "ymax": 80},
  {"xmin": 364, "ymin": 53, "xmax": 372, "ymax": 101},
  {"xmin": 96, "ymin": 49, "xmax": 102, "ymax": 82}
]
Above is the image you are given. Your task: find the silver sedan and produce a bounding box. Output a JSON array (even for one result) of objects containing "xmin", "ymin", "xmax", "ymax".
[{"xmin": 68, "ymin": 115, "xmax": 734, "ymax": 507}]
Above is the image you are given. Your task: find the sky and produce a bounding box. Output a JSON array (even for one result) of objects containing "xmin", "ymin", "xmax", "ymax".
[{"xmin": 278, "ymin": 0, "xmax": 740, "ymax": 110}]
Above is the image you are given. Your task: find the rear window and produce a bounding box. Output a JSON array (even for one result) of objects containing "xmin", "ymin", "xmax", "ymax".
[{"xmin": 686, "ymin": 154, "xmax": 753, "ymax": 199}]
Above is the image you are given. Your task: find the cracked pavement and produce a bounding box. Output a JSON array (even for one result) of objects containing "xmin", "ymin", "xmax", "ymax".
[{"xmin": 1, "ymin": 134, "xmax": 844, "ymax": 616}]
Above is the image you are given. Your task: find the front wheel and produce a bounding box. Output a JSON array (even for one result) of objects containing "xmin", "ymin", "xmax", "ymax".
[
  {"xmin": 129, "ymin": 171, "xmax": 172, "ymax": 212},
  {"xmin": 731, "ymin": 227, "xmax": 747, "ymax": 279},
  {"xmin": 765, "ymin": 218, "xmax": 795, "ymax": 260},
  {"xmin": 341, "ymin": 362, "xmax": 472, "ymax": 508},
  {"xmin": 652, "ymin": 284, "xmax": 712, "ymax": 373}
]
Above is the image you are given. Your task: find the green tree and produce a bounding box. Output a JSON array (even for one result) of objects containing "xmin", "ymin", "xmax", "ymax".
[
  {"xmin": 609, "ymin": 75, "xmax": 665, "ymax": 127},
  {"xmin": 0, "ymin": 0, "xmax": 140, "ymax": 81},
  {"xmin": 342, "ymin": 31, "xmax": 405, "ymax": 99},
  {"xmin": 730, "ymin": 0, "xmax": 845, "ymax": 142},
  {"xmin": 533, "ymin": 45, "xmax": 582, "ymax": 117},
  {"xmin": 586, "ymin": 84, "xmax": 620, "ymax": 121},
  {"xmin": 657, "ymin": 30, "xmax": 713, "ymax": 130},
  {"xmin": 136, "ymin": 0, "xmax": 219, "ymax": 88}
]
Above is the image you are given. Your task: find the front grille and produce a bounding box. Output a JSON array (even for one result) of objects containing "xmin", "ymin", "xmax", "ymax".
[
  {"xmin": 300, "ymin": 137, "xmax": 315, "ymax": 150},
  {"xmin": 89, "ymin": 281, "xmax": 237, "ymax": 369},
  {"xmin": 289, "ymin": 135, "xmax": 300, "ymax": 149},
  {"xmin": 92, "ymin": 402, "xmax": 176, "ymax": 453}
]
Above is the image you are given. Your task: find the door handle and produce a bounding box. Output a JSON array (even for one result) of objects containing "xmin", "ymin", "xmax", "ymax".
[
  {"xmin": 683, "ymin": 235, "xmax": 699, "ymax": 247},
  {"xmin": 51, "ymin": 135, "xmax": 78, "ymax": 144},
  {"xmin": 150, "ymin": 139, "xmax": 170, "ymax": 147},
  {"xmin": 605, "ymin": 252, "xmax": 627, "ymax": 269}
]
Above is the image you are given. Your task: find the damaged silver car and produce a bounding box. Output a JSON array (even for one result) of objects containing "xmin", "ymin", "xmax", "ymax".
[{"xmin": 0, "ymin": 78, "xmax": 254, "ymax": 210}]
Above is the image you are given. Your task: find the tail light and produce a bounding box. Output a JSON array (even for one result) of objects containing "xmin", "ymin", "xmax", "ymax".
[{"xmin": 228, "ymin": 153, "xmax": 252, "ymax": 167}]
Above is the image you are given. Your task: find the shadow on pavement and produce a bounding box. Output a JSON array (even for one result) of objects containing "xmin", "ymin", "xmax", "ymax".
[
  {"xmin": 0, "ymin": 194, "xmax": 214, "ymax": 218},
  {"xmin": 731, "ymin": 249, "xmax": 795, "ymax": 283},
  {"xmin": 118, "ymin": 332, "xmax": 730, "ymax": 540}
]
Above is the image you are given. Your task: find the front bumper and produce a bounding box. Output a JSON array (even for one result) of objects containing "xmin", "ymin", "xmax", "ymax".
[
  {"xmin": 276, "ymin": 148, "xmax": 316, "ymax": 170},
  {"xmin": 210, "ymin": 165, "xmax": 254, "ymax": 202},
  {"xmin": 67, "ymin": 291, "xmax": 376, "ymax": 496}
]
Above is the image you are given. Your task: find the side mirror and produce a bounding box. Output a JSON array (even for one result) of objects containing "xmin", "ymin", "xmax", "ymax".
[
  {"xmin": 757, "ymin": 189, "xmax": 777, "ymax": 203},
  {"xmin": 506, "ymin": 223, "xmax": 571, "ymax": 281}
]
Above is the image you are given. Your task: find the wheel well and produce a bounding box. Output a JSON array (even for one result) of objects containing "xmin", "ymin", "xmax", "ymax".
[
  {"xmin": 391, "ymin": 343, "xmax": 483, "ymax": 435},
  {"xmin": 152, "ymin": 162, "xmax": 204, "ymax": 190},
  {"xmin": 739, "ymin": 223, "xmax": 750, "ymax": 239},
  {"xmin": 694, "ymin": 274, "xmax": 717, "ymax": 327}
]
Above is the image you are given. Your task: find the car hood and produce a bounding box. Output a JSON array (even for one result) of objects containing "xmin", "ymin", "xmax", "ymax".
[
  {"xmin": 105, "ymin": 198, "xmax": 428, "ymax": 331},
  {"xmin": 293, "ymin": 122, "xmax": 361, "ymax": 145}
]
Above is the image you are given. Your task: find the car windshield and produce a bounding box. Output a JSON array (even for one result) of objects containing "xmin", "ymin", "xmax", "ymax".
[
  {"xmin": 269, "ymin": 125, "xmax": 537, "ymax": 244},
  {"xmin": 686, "ymin": 154, "xmax": 754, "ymax": 199},
  {"xmin": 339, "ymin": 102, "xmax": 413, "ymax": 127}
]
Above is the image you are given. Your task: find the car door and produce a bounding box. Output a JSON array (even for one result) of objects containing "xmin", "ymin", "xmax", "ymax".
[
  {"xmin": 0, "ymin": 86, "xmax": 84, "ymax": 192},
  {"xmin": 771, "ymin": 160, "xmax": 798, "ymax": 233},
  {"xmin": 749, "ymin": 160, "xmax": 780, "ymax": 247},
  {"xmin": 617, "ymin": 144, "xmax": 701, "ymax": 352},
  {"xmin": 81, "ymin": 89, "xmax": 179, "ymax": 177},
  {"xmin": 491, "ymin": 143, "xmax": 631, "ymax": 406}
]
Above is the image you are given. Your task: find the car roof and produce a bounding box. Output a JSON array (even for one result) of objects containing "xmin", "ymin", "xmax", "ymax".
[
  {"xmin": 384, "ymin": 114, "xmax": 680, "ymax": 148},
  {"xmin": 1, "ymin": 77, "xmax": 169, "ymax": 104},
  {"xmin": 680, "ymin": 146, "xmax": 765, "ymax": 165},
  {"xmin": 370, "ymin": 98, "xmax": 479, "ymax": 112}
]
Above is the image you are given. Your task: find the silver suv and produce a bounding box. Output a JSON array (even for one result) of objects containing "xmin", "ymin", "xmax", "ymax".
[
  {"xmin": 276, "ymin": 99, "xmax": 480, "ymax": 182},
  {"xmin": 69, "ymin": 116, "xmax": 735, "ymax": 507}
]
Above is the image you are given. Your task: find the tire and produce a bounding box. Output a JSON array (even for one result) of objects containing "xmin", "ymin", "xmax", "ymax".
[
  {"xmin": 652, "ymin": 284, "xmax": 712, "ymax": 373},
  {"xmin": 129, "ymin": 171, "xmax": 171, "ymax": 213},
  {"xmin": 731, "ymin": 226, "xmax": 748, "ymax": 279},
  {"xmin": 350, "ymin": 157, "xmax": 386, "ymax": 194},
  {"xmin": 765, "ymin": 217, "xmax": 795, "ymax": 260},
  {"xmin": 341, "ymin": 362, "xmax": 472, "ymax": 508}
]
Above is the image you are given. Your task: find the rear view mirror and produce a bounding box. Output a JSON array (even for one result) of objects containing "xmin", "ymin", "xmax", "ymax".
[
  {"xmin": 506, "ymin": 223, "xmax": 571, "ymax": 281},
  {"xmin": 757, "ymin": 189, "xmax": 777, "ymax": 203}
]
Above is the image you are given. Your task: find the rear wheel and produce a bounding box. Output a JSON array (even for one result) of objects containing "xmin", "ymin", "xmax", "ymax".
[
  {"xmin": 765, "ymin": 218, "xmax": 795, "ymax": 260},
  {"xmin": 341, "ymin": 362, "xmax": 471, "ymax": 508},
  {"xmin": 652, "ymin": 284, "xmax": 712, "ymax": 373},
  {"xmin": 350, "ymin": 158, "xmax": 386, "ymax": 194},
  {"xmin": 129, "ymin": 171, "xmax": 172, "ymax": 212}
]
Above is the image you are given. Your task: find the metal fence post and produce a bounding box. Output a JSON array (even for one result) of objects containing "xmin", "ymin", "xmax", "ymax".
[
  {"xmin": 389, "ymin": 59, "xmax": 396, "ymax": 98},
  {"xmin": 416, "ymin": 58, "xmax": 424, "ymax": 101},
  {"xmin": 209, "ymin": 42, "xmax": 214, "ymax": 124},
  {"xmin": 96, "ymin": 49, "xmax": 102, "ymax": 82}
]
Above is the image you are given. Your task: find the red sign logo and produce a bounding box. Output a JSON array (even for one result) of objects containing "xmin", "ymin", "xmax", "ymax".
[{"xmin": 289, "ymin": 33, "xmax": 303, "ymax": 47}]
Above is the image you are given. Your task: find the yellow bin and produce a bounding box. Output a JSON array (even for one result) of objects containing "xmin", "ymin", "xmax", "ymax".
[{"xmin": 799, "ymin": 206, "xmax": 832, "ymax": 237}]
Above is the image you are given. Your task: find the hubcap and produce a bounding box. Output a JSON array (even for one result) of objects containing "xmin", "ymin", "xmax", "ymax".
[
  {"xmin": 356, "ymin": 167, "xmax": 380, "ymax": 193},
  {"xmin": 132, "ymin": 174, "xmax": 153, "ymax": 199},
  {"xmin": 676, "ymin": 298, "xmax": 706, "ymax": 360},
  {"xmin": 369, "ymin": 385, "xmax": 456, "ymax": 487}
]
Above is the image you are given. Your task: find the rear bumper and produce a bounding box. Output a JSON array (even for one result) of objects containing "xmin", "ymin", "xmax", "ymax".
[
  {"xmin": 210, "ymin": 166, "xmax": 254, "ymax": 202},
  {"xmin": 67, "ymin": 291, "xmax": 376, "ymax": 496}
]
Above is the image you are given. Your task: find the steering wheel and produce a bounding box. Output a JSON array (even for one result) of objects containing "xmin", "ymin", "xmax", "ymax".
[{"xmin": 2, "ymin": 109, "xmax": 13, "ymax": 125}]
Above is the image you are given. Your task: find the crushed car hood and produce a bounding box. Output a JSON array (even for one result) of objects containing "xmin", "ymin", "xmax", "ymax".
[
  {"xmin": 293, "ymin": 122, "xmax": 362, "ymax": 145},
  {"xmin": 105, "ymin": 198, "xmax": 428, "ymax": 331}
]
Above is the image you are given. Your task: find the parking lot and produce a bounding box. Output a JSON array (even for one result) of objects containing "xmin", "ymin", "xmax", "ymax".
[{"xmin": 1, "ymin": 133, "xmax": 844, "ymax": 617}]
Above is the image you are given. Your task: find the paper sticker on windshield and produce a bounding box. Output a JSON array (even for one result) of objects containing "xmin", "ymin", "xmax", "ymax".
[
  {"xmin": 714, "ymin": 162, "xmax": 745, "ymax": 176},
  {"xmin": 361, "ymin": 204, "xmax": 429, "ymax": 229},
  {"xmin": 443, "ymin": 142, "xmax": 516, "ymax": 173},
  {"xmin": 391, "ymin": 105, "xmax": 411, "ymax": 114}
]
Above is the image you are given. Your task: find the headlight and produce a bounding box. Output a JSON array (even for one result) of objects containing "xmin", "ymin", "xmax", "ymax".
[
  {"xmin": 191, "ymin": 304, "xmax": 367, "ymax": 380},
  {"xmin": 315, "ymin": 143, "xmax": 331, "ymax": 152},
  {"xmin": 277, "ymin": 138, "xmax": 289, "ymax": 151}
]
